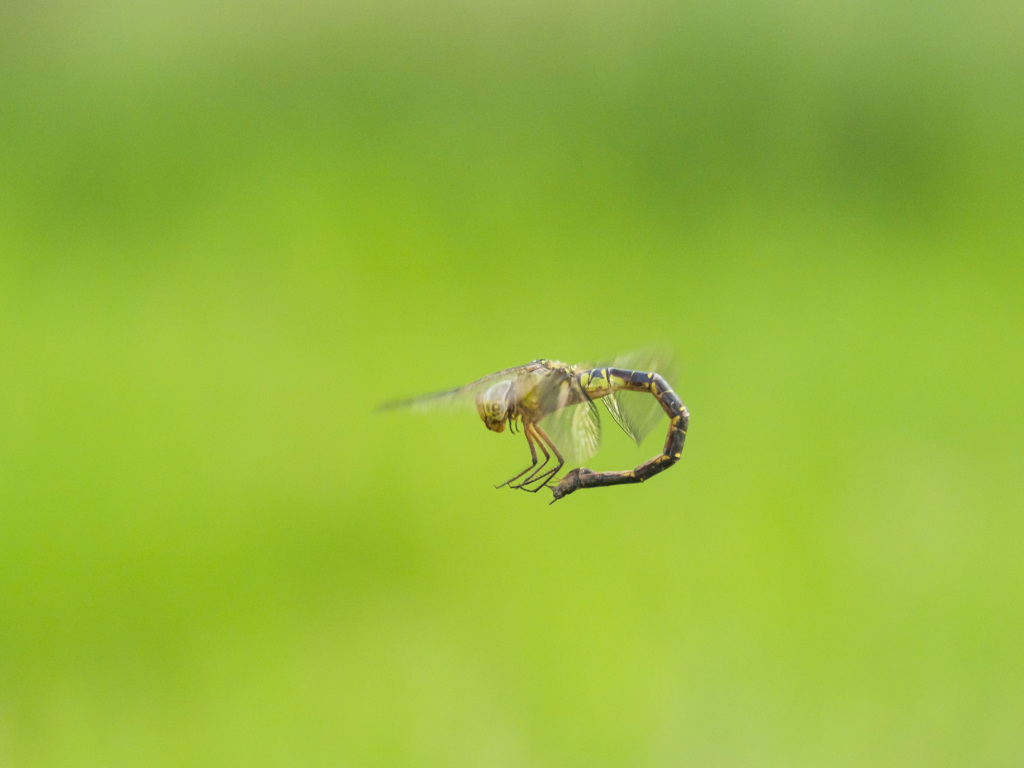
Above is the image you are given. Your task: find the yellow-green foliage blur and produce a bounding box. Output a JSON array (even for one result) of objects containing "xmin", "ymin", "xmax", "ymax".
[{"xmin": 2, "ymin": 1, "xmax": 1022, "ymax": 766}]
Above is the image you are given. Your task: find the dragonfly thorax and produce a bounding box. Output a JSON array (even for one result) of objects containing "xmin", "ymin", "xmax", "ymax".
[{"xmin": 476, "ymin": 381, "xmax": 513, "ymax": 432}]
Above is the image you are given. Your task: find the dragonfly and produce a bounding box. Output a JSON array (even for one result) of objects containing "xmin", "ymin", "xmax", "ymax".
[{"xmin": 380, "ymin": 354, "xmax": 689, "ymax": 501}]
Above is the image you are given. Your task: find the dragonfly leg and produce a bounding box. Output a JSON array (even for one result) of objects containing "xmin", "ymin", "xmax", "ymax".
[
  {"xmin": 519, "ymin": 424, "xmax": 564, "ymax": 492},
  {"xmin": 511, "ymin": 423, "xmax": 554, "ymax": 490},
  {"xmin": 505, "ymin": 423, "xmax": 552, "ymax": 489},
  {"xmin": 496, "ymin": 422, "xmax": 546, "ymax": 489}
]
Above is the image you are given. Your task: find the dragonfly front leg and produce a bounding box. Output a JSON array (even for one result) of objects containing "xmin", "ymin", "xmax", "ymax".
[{"xmin": 496, "ymin": 422, "xmax": 546, "ymax": 489}]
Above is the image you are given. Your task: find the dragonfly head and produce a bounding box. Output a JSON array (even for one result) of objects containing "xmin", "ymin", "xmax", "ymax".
[{"xmin": 476, "ymin": 381, "xmax": 512, "ymax": 432}]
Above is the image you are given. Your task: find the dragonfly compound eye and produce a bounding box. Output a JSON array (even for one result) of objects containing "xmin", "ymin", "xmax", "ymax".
[{"xmin": 476, "ymin": 381, "xmax": 512, "ymax": 432}]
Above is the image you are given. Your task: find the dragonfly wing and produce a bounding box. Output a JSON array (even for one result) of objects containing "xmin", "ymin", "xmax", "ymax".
[
  {"xmin": 601, "ymin": 391, "xmax": 660, "ymax": 445},
  {"xmin": 539, "ymin": 388, "xmax": 601, "ymax": 465},
  {"xmin": 601, "ymin": 390, "xmax": 643, "ymax": 444},
  {"xmin": 607, "ymin": 347, "xmax": 679, "ymax": 444},
  {"xmin": 377, "ymin": 364, "xmax": 535, "ymax": 412}
]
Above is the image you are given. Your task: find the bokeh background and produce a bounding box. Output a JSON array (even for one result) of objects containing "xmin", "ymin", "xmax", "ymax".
[{"xmin": 2, "ymin": 1, "xmax": 1022, "ymax": 765}]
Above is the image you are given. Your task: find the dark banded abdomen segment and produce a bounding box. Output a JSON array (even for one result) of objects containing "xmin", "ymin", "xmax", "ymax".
[{"xmin": 552, "ymin": 367, "xmax": 688, "ymax": 501}]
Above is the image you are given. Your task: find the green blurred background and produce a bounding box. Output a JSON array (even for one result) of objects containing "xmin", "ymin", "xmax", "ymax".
[{"xmin": 2, "ymin": 1, "xmax": 1022, "ymax": 765}]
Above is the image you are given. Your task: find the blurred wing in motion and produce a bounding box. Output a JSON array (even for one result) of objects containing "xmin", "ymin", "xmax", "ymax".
[
  {"xmin": 540, "ymin": 396, "xmax": 601, "ymax": 465},
  {"xmin": 602, "ymin": 347, "xmax": 679, "ymax": 445},
  {"xmin": 376, "ymin": 364, "xmax": 531, "ymax": 413}
]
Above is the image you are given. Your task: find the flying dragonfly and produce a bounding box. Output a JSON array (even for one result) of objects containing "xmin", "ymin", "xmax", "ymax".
[{"xmin": 379, "ymin": 353, "xmax": 689, "ymax": 501}]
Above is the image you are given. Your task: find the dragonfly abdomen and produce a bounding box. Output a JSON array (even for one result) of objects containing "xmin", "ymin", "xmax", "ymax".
[
  {"xmin": 578, "ymin": 367, "xmax": 678, "ymax": 408},
  {"xmin": 552, "ymin": 366, "xmax": 688, "ymax": 501}
]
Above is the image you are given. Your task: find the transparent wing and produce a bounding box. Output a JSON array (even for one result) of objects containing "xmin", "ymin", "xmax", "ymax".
[
  {"xmin": 604, "ymin": 347, "xmax": 678, "ymax": 445},
  {"xmin": 376, "ymin": 363, "xmax": 536, "ymax": 413},
  {"xmin": 538, "ymin": 383, "xmax": 602, "ymax": 465},
  {"xmin": 601, "ymin": 390, "xmax": 642, "ymax": 444},
  {"xmin": 602, "ymin": 391, "xmax": 662, "ymax": 445}
]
